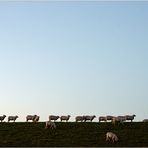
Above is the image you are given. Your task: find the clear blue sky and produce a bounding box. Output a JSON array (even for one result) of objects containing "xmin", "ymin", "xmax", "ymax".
[{"xmin": 0, "ymin": 1, "xmax": 148, "ymax": 122}]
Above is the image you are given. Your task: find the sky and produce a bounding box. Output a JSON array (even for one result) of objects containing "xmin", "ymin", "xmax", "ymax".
[{"xmin": 0, "ymin": 1, "xmax": 148, "ymax": 122}]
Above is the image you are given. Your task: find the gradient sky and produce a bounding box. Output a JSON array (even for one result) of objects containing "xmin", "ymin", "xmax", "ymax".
[{"xmin": 0, "ymin": 1, "xmax": 148, "ymax": 122}]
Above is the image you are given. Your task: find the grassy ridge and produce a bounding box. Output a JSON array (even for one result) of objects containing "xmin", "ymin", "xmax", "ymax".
[{"xmin": 0, "ymin": 122, "xmax": 148, "ymax": 147}]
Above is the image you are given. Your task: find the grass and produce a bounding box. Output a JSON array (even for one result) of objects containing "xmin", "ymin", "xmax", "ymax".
[{"xmin": 0, "ymin": 122, "xmax": 148, "ymax": 147}]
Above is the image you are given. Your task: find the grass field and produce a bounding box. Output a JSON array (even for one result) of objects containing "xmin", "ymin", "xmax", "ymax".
[{"xmin": 0, "ymin": 122, "xmax": 148, "ymax": 147}]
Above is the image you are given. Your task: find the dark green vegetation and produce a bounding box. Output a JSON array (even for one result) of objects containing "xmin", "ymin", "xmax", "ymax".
[{"xmin": 0, "ymin": 122, "xmax": 148, "ymax": 147}]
